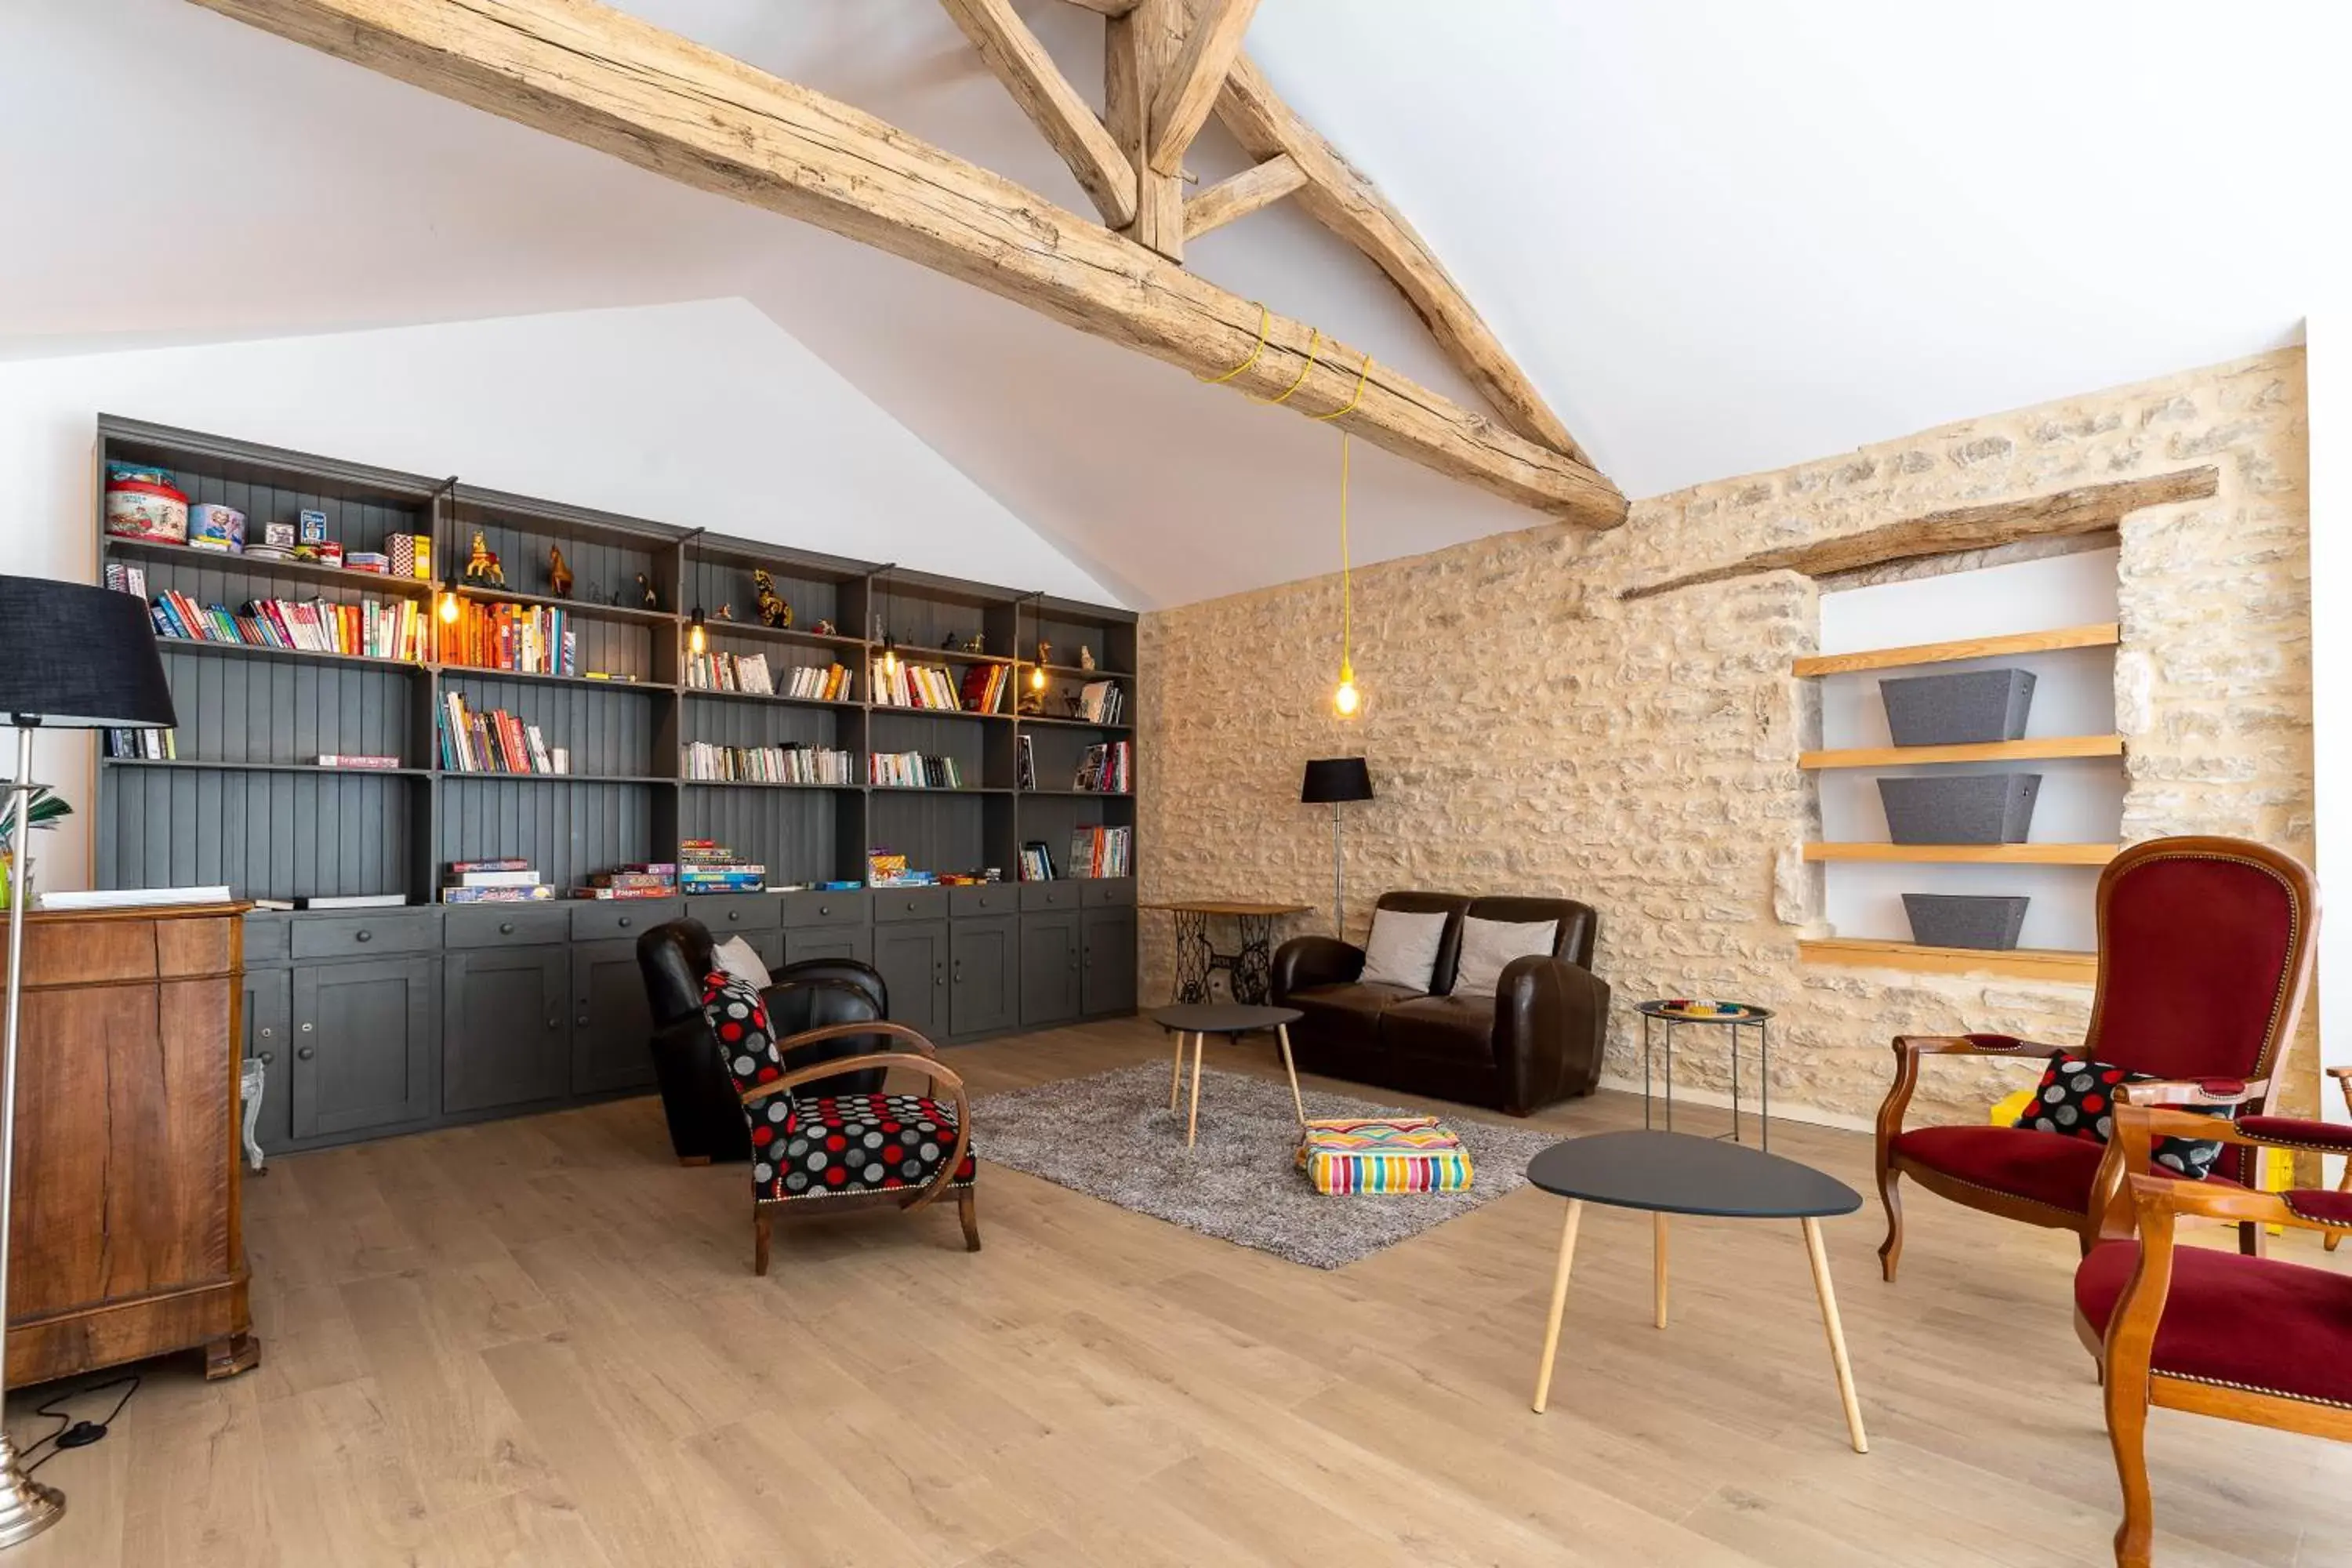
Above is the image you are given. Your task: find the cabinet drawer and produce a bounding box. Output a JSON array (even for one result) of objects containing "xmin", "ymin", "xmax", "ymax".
[
  {"xmin": 779, "ymin": 890, "xmax": 866, "ymax": 930},
  {"xmin": 1080, "ymin": 878, "xmax": 1136, "ymax": 907},
  {"xmin": 243, "ymin": 913, "xmax": 291, "ymax": 964},
  {"xmin": 874, "ymin": 888, "xmax": 950, "ymax": 924},
  {"xmin": 445, "ymin": 906, "xmax": 571, "ymax": 948},
  {"xmin": 290, "ymin": 911, "xmax": 437, "ymax": 960},
  {"xmin": 949, "ymin": 884, "xmax": 1019, "ymax": 919},
  {"xmin": 688, "ymin": 895, "xmax": 780, "ymax": 933},
  {"xmin": 569, "ymin": 898, "xmax": 683, "ymax": 942},
  {"xmin": 1020, "ymin": 881, "xmax": 1080, "ymax": 912}
]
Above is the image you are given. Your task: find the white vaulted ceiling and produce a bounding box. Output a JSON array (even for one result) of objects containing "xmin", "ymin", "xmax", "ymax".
[{"xmin": 2, "ymin": 0, "xmax": 2343, "ymax": 608}]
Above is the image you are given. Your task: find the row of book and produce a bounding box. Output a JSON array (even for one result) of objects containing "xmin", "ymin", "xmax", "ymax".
[
  {"xmin": 147, "ymin": 586, "xmax": 427, "ymax": 662},
  {"xmin": 1073, "ymin": 740, "xmax": 1133, "ymax": 794},
  {"xmin": 1076, "ymin": 679, "xmax": 1125, "ymax": 725},
  {"xmin": 783, "ymin": 662, "xmax": 855, "ymax": 702},
  {"xmin": 685, "ymin": 650, "xmax": 775, "ymax": 694},
  {"xmin": 438, "ymin": 694, "xmax": 561, "ymax": 774},
  {"xmin": 579, "ymin": 862, "xmax": 677, "ymax": 899},
  {"xmin": 681, "ymin": 839, "xmax": 765, "ymax": 895},
  {"xmin": 441, "ymin": 600, "xmax": 579, "ymax": 678},
  {"xmin": 681, "ymin": 741, "xmax": 852, "ymax": 785},
  {"xmin": 103, "ymin": 564, "xmax": 181, "ymax": 758},
  {"xmin": 871, "ymin": 659, "xmax": 1004, "ymax": 714},
  {"xmin": 1069, "ymin": 825, "xmax": 1133, "ymax": 879},
  {"xmin": 439, "ymin": 858, "xmax": 554, "ymax": 904},
  {"xmin": 870, "ymin": 750, "xmax": 965, "ymax": 789}
]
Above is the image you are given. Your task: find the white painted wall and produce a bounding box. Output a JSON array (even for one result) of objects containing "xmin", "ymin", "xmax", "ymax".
[
  {"xmin": 1817, "ymin": 550, "xmax": 2122, "ymax": 952},
  {"xmin": 0, "ymin": 297, "xmax": 1112, "ymax": 890}
]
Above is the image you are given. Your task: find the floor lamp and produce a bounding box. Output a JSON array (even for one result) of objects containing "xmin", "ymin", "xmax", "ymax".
[
  {"xmin": 1300, "ymin": 757, "xmax": 1374, "ymax": 939},
  {"xmin": 0, "ymin": 575, "xmax": 178, "ymax": 1546}
]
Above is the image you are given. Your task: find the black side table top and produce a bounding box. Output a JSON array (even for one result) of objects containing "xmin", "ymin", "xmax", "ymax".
[
  {"xmin": 1635, "ymin": 1000, "xmax": 1775, "ymax": 1022},
  {"xmin": 1149, "ymin": 1003, "xmax": 1303, "ymax": 1036},
  {"xmin": 1526, "ymin": 1131, "xmax": 1860, "ymax": 1218}
]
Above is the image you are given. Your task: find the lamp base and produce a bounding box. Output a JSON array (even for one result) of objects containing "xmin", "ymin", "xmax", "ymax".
[{"xmin": 0, "ymin": 1432, "xmax": 61, "ymax": 1548}]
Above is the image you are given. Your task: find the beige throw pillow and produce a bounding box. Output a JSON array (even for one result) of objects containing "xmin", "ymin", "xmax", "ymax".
[
  {"xmin": 712, "ymin": 934, "xmax": 774, "ymax": 993},
  {"xmin": 1451, "ymin": 917, "xmax": 1559, "ymax": 997},
  {"xmin": 1358, "ymin": 909, "xmax": 1450, "ymax": 992}
]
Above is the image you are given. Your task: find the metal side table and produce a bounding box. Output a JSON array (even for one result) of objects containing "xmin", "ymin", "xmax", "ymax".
[{"xmin": 1635, "ymin": 1000, "xmax": 1777, "ymax": 1149}]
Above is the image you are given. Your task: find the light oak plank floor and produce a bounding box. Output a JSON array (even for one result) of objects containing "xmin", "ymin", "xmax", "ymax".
[{"xmin": 10, "ymin": 1017, "xmax": 2349, "ymax": 1566}]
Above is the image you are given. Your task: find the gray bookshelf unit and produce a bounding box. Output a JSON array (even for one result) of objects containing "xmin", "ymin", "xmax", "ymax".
[{"xmin": 91, "ymin": 416, "xmax": 1138, "ymax": 1156}]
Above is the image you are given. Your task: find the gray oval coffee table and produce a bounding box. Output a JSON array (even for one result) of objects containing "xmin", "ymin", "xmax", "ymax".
[
  {"xmin": 1148, "ymin": 1003, "xmax": 1305, "ymax": 1148},
  {"xmin": 1524, "ymin": 1129, "xmax": 1868, "ymax": 1453}
]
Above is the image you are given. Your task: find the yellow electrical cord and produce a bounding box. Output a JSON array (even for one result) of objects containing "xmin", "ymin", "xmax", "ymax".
[
  {"xmin": 1250, "ymin": 330, "xmax": 1323, "ymax": 405},
  {"xmin": 1311, "ymin": 349, "xmax": 1373, "ymax": 422},
  {"xmin": 1197, "ymin": 304, "xmax": 1271, "ymax": 384}
]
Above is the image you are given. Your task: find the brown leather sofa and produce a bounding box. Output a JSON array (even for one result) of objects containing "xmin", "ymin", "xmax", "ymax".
[{"xmin": 1271, "ymin": 891, "xmax": 1608, "ymax": 1116}]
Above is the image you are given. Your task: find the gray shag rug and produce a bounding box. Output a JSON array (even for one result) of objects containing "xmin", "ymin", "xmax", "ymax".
[{"xmin": 971, "ymin": 1062, "xmax": 1563, "ymax": 1269}]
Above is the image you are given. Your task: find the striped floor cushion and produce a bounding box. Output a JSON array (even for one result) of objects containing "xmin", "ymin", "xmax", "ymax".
[{"xmin": 1297, "ymin": 1116, "xmax": 1472, "ymax": 1195}]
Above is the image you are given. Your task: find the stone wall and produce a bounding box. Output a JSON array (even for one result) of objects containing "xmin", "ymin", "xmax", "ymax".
[{"xmin": 1138, "ymin": 348, "xmax": 2314, "ymax": 1126}]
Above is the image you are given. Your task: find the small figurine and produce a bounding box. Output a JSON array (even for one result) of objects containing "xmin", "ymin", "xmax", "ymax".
[
  {"xmin": 463, "ymin": 531, "xmax": 505, "ymax": 587},
  {"xmin": 940, "ymin": 630, "xmax": 961, "ymax": 650},
  {"xmin": 1035, "ymin": 640, "xmax": 1052, "ymax": 669},
  {"xmin": 637, "ymin": 573, "xmax": 658, "ymax": 611},
  {"xmin": 753, "ymin": 569, "xmax": 792, "ymax": 629},
  {"xmin": 961, "ymin": 631, "xmax": 986, "ymax": 655},
  {"xmin": 713, "ymin": 603, "xmax": 735, "ymax": 622},
  {"xmin": 548, "ymin": 544, "xmax": 573, "ymax": 600},
  {"xmin": 1078, "ymin": 644, "xmax": 1096, "ymax": 671},
  {"xmin": 812, "ymin": 618, "xmax": 838, "ymax": 637}
]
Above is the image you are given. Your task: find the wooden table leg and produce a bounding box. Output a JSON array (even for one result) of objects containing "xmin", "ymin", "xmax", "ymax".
[
  {"xmin": 1801, "ymin": 1216, "xmax": 1868, "ymax": 1454},
  {"xmin": 1276, "ymin": 1022, "xmax": 1306, "ymax": 1124},
  {"xmin": 1186, "ymin": 1033, "xmax": 1206, "ymax": 1148},
  {"xmin": 1169, "ymin": 1030, "xmax": 1185, "ymax": 1111},
  {"xmin": 1530, "ymin": 1199, "xmax": 1584, "ymax": 1414},
  {"xmin": 1653, "ymin": 1213, "xmax": 1669, "ymax": 1329}
]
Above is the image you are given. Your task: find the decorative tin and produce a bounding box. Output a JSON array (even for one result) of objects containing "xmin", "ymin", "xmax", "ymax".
[
  {"xmin": 103, "ymin": 478, "xmax": 189, "ymax": 543},
  {"xmin": 346, "ymin": 551, "xmax": 390, "ymax": 574},
  {"xmin": 263, "ymin": 519, "xmax": 297, "ymax": 549},
  {"xmin": 389, "ymin": 533, "xmax": 419, "ymax": 578},
  {"xmin": 298, "ymin": 509, "xmax": 328, "ymax": 545},
  {"xmin": 187, "ymin": 503, "xmax": 246, "ymax": 553}
]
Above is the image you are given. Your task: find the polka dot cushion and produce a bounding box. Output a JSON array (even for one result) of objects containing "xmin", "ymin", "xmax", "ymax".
[{"xmin": 2013, "ymin": 1051, "xmax": 2227, "ymax": 1178}]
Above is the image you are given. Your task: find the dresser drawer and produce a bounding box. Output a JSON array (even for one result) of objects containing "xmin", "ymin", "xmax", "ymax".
[
  {"xmin": 290, "ymin": 911, "xmax": 437, "ymax": 960},
  {"xmin": 1081, "ymin": 878, "xmax": 1137, "ymax": 907},
  {"xmin": 873, "ymin": 887, "xmax": 950, "ymax": 924},
  {"xmin": 444, "ymin": 906, "xmax": 571, "ymax": 948},
  {"xmin": 570, "ymin": 898, "xmax": 683, "ymax": 942},
  {"xmin": 949, "ymin": 884, "xmax": 1019, "ymax": 919},
  {"xmin": 242, "ymin": 913, "xmax": 291, "ymax": 964},
  {"xmin": 1020, "ymin": 882, "xmax": 1080, "ymax": 912},
  {"xmin": 779, "ymin": 890, "xmax": 866, "ymax": 929},
  {"xmin": 688, "ymin": 895, "xmax": 780, "ymax": 934}
]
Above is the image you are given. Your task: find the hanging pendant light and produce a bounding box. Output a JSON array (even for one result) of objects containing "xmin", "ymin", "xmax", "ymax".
[
  {"xmin": 1332, "ymin": 433, "xmax": 1361, "ymax": 718},
  {"xmin": 684, "ymin": 530, "xmax": 709, "ymax": 655},
  {"xmin": 688, "ymin": 608, "xmax": 707, "ymax": 657}
]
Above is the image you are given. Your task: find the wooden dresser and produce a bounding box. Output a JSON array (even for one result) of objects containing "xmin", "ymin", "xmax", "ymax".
[{"xmin": 2, "ymin": 903, "xmax": 257, "ymax": 1385}]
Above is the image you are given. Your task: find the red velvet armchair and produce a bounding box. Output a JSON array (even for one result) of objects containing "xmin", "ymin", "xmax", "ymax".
[
  {"xmin": 1874, "ymin": 836, "xmax": 2317, "ymax": 1281},
  {"xmin": 2077, "ymin": 1105, "xmax": 2352, "ymax": 1567}
]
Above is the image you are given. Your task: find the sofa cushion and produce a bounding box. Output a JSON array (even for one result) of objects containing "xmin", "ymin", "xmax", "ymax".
[
  {"xmin": 1896, "ymin": 1123, "xmax": 2244, "ymax": 1218},
  {"xmin": 1382, "ymin": 993, "xmax": 1497, "ymax": 1063},
  {"xmin": 1452, "ymin": 917, "xmax": 1559, "ymax": 997},
  {"xmin": 1360, "ymin": 908, "xmax": 1450, "ymax": 990},
  {"xmin": 1290, "ymin": 981, "xmax": 1425, "ymax": 1029},
  {"xmin": 713, "ymin": 934, "xmax": 773, "ymax": 991}
]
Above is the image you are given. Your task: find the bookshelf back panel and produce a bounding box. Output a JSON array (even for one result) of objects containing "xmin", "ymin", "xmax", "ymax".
[
  {"xmin": 98, "ymin": 766, "xmax": 418, "ymax": 901},
  {"xmin": 868, "ymin": 711, "xmax": 988, "ymax": 781},
  {"xmin": 681, "ymin": 786, "xmax": 863, "ymax": 886},
  {"xmin": 444, "ymin": 612, "xmax": 659, "ymax": 683},
  {"xmin": 1023, "ymin": 728, "xmax": 1131, "ymax": 791},
  {"xmin": 866, "ymin": 792, "xmax": 1014, "ymax": 880},
  {"xmin": 879, "ymin": 593, "xmax": 1015, "ymax": 657},
  {"xmin": 681, "ymin": 697, "xmax": 843, "ymax": 753},
  {"xmin": 157, "ymin": 648, "xmax": 416, "ymax": 765},
  {"xmin": 1016, "ymin": 794, "xmax": 1137, "ymax": 867},
  {"xmin": 688, "ymin": 564, "xmax": 844, "ymax": 636},
  {"xmin": 445, "ymin": 514, "xmax": 664, "ymax": 608},
  {"xmin": 125, "ymin": 551, "xmax": 432, "ymax": 619},
  {"xmin": 1030, "ymin": 614, "xmax": 1130, "ymax": 673},
  {"xmin": 438, "ymin": 778, "xmax": 659, "ymax": 892},
  {"xmin": 695, "ymin": 630, "xmax": 857, "ymax": 696},
  {"xmin": 107, "ymin": 438, "xmax": 430, "ymax": 556},
  {"xmin": 437, "ymin": 676, "xmax": 656, "ymax": 777}
]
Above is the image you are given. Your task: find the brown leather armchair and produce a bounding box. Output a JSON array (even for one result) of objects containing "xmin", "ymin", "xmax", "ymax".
[{"xmin": 1272, "ymin": 891, "xmax": 1608, "ymax": 1116}]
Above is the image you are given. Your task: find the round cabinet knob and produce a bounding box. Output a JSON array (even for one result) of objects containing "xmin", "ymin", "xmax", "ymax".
[
  {"xmin": 259, "ymin": 1026, "xmax": 274, "ymax": 1039},
  {"xmin": 906, "ymin": 899, "xmax": 918, "ymax": 912},
  {"xmin": 499, "ymin": 921, "xmax": 515, "ymax": 935},
  {"xmin": 296, "ymin": 1045, "xmax": 316, "ymax": 1061},
  {"xmin": 728, "ymin": 910, "xmax": 741, "ymax": 923},
  {"xmin": 354, "ymin": 929, "xmax": 372, "ymax": 942},
  {"xmin": 818, "ymin": 904, "xmax": 831, "ymax": 916},
  {"xmin": 299, "ymin": 1022, "xmax": 314, "ymax": 1033},
  {"xmin": 577, "ymin": 1014, "xmax": 590, "ymax": 1029},
  {"xmin": 546, "ymin": 1013, "xmax": 561, "ymax": 1031},
  {"xmin": 618, "ymin": 916, "xmax": 633, "ymax": 929},
  {"xmin": 259, "ymin": 1051, "xmax": 275, "ymax": 1065}
]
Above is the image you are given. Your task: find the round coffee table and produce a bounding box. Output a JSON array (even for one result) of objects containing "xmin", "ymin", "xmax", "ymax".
[
  {"xmin": 1147, "ymin": 1003, "xmax": 1305, "ymax": 1148},
  {"xmin": 1524, "ymin": 1129, "xmax": 1868, "ymax": 1453}
]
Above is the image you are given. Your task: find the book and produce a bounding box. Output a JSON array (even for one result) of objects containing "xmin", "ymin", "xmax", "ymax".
[
  {"xmin": 1019, "ymin": 841, "xmax": 1057, "ymax": 882},
  {"xmin": 318, "ymin": 753, "xmax": 402, "ymax": 770},
  {"xmin": 1017, "ymin": 734, "xmax": 1036, "ymax": 792},
  {"xmin": 296, "ymin": 893, "xmax": 408, "ymax": 909},
  {"xmin": 36, "ymin": 885, "xmax": 232, "ymax": 911},
  {"xmin": 448, "ymin": 858, "xmax": 532, "ymax": 873},
  {"xmin": 569, "ymin": 884, "xmax": 675, "ymax": 900},
  {"xmin": 452, "ymin": 869, "xmax": 542, "ymax": 888},
  {"xmin": 439, "ymin": 884, "xmax": 557, "ymax": 904}
]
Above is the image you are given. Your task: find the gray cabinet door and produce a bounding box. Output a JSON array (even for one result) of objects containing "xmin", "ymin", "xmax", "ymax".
[
  {"xmin": 871, "ymin": 920, "xmax": 948, "ymax": 1040},
  {"xmin": 950, "ymin": 916, "xmax": 1018, "ymax": 1036},
  {"xmin": 782, "ymin": 925, "xmax": 866, "ymax": 968},
  {"xmin": 241, "ymin": 967, "xmax": 293, "ymax": 1155},
  {"xmin": 290, "ymin": 956, "xmax": 436, "ymax": 1140},
  {"xmin": 570, "ymin": 938, "xmax": 659, "ymax": 1095},
  {"xmin": 444, "ymin": 945, "xmax": 569, "ymax": 1115},
  {"xmin": 1019, "ymin": 909, "xmax": 1081, "ymax": 1028},
  {"xmin": 1082, "ymin": 906, "xmax": 1138, "ymax": 1016}
]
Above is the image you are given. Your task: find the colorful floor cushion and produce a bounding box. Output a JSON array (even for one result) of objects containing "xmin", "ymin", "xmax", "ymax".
[
  {"xmin": 757, "ymin": 1092, "xmax": 977, "ymax": 1202},
  {"xmin": 1298, "ymin": 1115, "xmax": 1472, "ymax": 1194}
]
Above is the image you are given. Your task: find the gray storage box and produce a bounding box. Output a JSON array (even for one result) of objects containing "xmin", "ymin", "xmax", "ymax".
[
  {"xmin": 1877, "ymin": 773, "xmax": 2042, "ymax": 844},
  {"xmin": 1879, "ymin": 668, "xmax": 2036, "ymax": 746},
  {"xmin": 1904, "ymin": 894, "xmax": 2031, "ymax": 951}
]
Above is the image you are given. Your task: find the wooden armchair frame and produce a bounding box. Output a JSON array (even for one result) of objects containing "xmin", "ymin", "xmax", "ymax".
[
  {"xmin": 740, "ymin": 1020, "xmax": 980, "ymax": 1274},
  {"xmin": 2327, "ymin": 1065, "xmax": 2352, "ymax": 1253},
  {"xmin": 2081, "ymin": 1105, "xmax": 2352, "ymax": 1567}
]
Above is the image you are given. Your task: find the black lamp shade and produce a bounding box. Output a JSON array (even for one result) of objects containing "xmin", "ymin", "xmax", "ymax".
[
  {"xmin": 1301, "ymin": 757, "xmax": 1373, "ymax": 804},
  {"xmin": 0, "ymin": 575, "xmax": 177, "ymax": 729}
]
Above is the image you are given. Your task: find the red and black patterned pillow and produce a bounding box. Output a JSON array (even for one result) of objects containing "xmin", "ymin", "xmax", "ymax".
[
  {"xmin": 699, "ymin": 970, "xmax": 798, "ymax": 1189},
  {"xmin": 2013, "ymin": 1051, "xmax": 2227, "ymax": 1178}
]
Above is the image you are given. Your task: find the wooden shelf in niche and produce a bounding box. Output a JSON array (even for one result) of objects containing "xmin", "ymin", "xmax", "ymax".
[
  {"xmin": 1799, "ymin": 735, "xmax": 2125, "ymax": 769},
  {"xmin": 155, "ymin": 637, "xmax": 426, "ymax": 675},
  {"xmin": 681, "ymin": 779, "xmax": 862, "ymax": 792},
  {"xmin": 1021, "ymin": 789, "xmax": 1133, "ymax": 798},
  {"xmin": 448, "ymin": 583, "xmax": 673, "ymax": 627},
  {"xmin": 439, "ymin": 771, "xmax": 673, "ymax": 786},
  {"xmin": 105, "ymin": 536, "xmax": 440, "ymax": 597},
  {"xmin": 439, "ymin": 666, "xmax": 671, "ymax": 694},
  {"xmin": 1017, "ymin": 714, "xmax": 1132, "ymax": 731},
  {"xmin": 869, "ymin": 785, "xmax": 1013, "ymax": 796},
  {"xmin": 868, "ymin": 706, "xmax": 1014, "ymax": 724},
  {"xmin": 1792, "ymin": 622, "xmax": 2120, "ymax": 677},
  {"xmin": 1799, "ymin": 938, "xmax": 2097, "ymax": 984},
  {"xmin": 680, "ymin": 687, "xmax": 860, "ymax": 713},
  {"xmin": 1022, "ymin": 662, "xmax": 1134, "ymax": 681},
  {"xmin": 103, "ymin": 757, "xmax": 434, "ymax": 779},
  {"xmin": 1803, "ymin": 842, "xmax": 2119, "ymax": 866}
]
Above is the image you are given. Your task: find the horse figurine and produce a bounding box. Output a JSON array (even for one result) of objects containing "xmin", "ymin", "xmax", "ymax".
[
  {"xmin": 463, "ymin": 531, "xmax": 505, "ymax": 588},
  {"xmin": 547, "ymin": 544, "xmax": 573, "ymax": 600},
  {"xmin": 753, "ymin": 569, "xmax": 792, "ymax": 629}
]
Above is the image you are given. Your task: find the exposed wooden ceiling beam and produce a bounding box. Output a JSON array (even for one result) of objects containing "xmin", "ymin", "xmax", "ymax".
[
  {"xmin": 1057, "ymin": 0, "xmax": 1139, "ymax": 14},
  {"xmin": 190, "ymin": 0, "xmax": 1626, "ymax": 526},
  {"xmin": 1214, "ymin": 56, "xmax": 1592, "ymax": 466},
  {"xmin": 1185, "ymin": 153, "xmax": 1306, "ymax": 241},
  {"xmin": 938, "ymin": 0, "xmax": 1135, "ymax": 229},
  {"xmin": 1103, "ymin": 0, "xmax": 1186, "ymax": 260},
  {"xmin": 1146, "ymin": 0, "xmax": 1258, "ymax": 177}
]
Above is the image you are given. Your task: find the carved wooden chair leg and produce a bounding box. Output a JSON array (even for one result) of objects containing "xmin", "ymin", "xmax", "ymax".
[
  {"xmin": 1875, "ymin": 1169, "xmax": 1904, "ymax": 1283},
  {"xmin": 2105, "ymin": 1368, "xmax": 2155, "ymax": 1568},
  {"xmin": 959, "ymin": 1187, "xmax": 981, "ymax": 1252},
  {"xmin": 753, "ymin": 1205, "xmax": 774, "ymax": 1277}
]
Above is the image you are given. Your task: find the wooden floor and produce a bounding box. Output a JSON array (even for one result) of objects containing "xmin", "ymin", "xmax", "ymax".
[{"xmin": 12, "ymin": 1017, "xmax": 2350, "ymax": 1566}]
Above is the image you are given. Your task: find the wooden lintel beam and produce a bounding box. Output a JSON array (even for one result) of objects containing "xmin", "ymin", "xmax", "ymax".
[
  {"xmin": 1184, "ymin": 153, "xmax": 1305, "ymax": 241},
  {"xmin": 190, "ymin": 0, "xmax": 1626, "ymax": 526},
  {"xmin": 938, "ymin": 0, "xmax": 1136, "ymax": 229},
  {"xmin": 1146, "ymin": 0, "xmax": 1258, "ymax": 177},
  {"xmin": 1214, "ymin": 55, "xmax": 1592, "ymax": 466}
]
